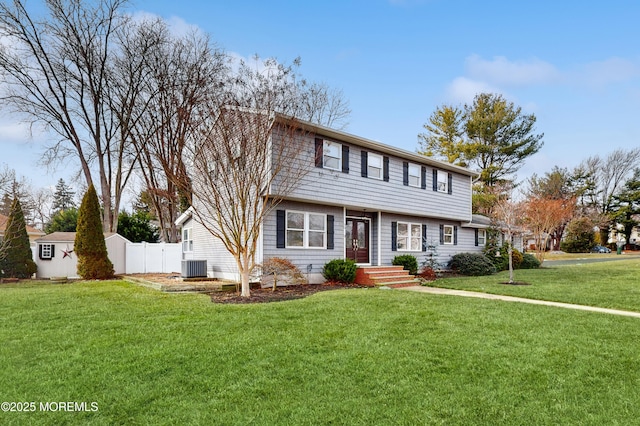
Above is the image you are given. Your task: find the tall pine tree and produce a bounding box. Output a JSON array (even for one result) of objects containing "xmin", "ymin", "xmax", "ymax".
[
  {"xmin": 51, "ymin": 178, "xmax": 76, "ymax": 213},
  {"xmin": 0, "ymin": 198, "xmax": 37, "ymax": 279},
  {"xmin": 74, "ymin": 185, "xmax": 113, "ymax": 279}
]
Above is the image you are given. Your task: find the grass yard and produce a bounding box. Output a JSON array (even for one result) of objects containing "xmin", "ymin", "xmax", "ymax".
[
  {"xmin": 1, "ymin": 277, "xmax": 640, "ymax": 425},
  {"xmin": 432, "ymin": 258, "xmax": 640, "ymax": 312}
]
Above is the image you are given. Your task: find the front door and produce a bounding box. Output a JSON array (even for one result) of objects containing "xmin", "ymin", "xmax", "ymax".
[{"xmin": 345, "ymin": 218, "xmax": 370, "ymax": 263}]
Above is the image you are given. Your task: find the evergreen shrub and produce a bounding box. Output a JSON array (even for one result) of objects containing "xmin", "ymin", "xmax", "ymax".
[
  {"xmin": 449, "ymin": 253, "xmax": 496, "ymax": 276},
  {"xmin": 322, "ymin": 259, "xmax": 357, "ymax": 283},
  {"xmin": 392, "ymin": 254, "xmax": 419, "ymax": 275}
]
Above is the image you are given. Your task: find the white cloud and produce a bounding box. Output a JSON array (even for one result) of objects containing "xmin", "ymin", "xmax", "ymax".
[
  {"xmin": 465, "ymin": 54, "xmax": 560, "ymax": 86},
  {"xmin": 130, "ymin": 10, "xmax": 202, "ymax": 37},
  {"xmin": 578, "ymin": 57, "xmax": 640, "ymax": 88},
  {"xmin": 445, "ymin": 77, "xmax": 502, "ymax": 104}
]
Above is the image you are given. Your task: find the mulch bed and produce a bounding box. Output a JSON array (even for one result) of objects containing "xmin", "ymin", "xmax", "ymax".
[{"xmin": 210, "ymin": 282, "xmax": 369, "ymax": 304}]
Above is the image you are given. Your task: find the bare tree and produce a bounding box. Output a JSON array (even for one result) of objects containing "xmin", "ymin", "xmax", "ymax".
[
  {"xmin": 187, "ymin": 104, "xmax": 310, "ymax": 297},
  {"xmin": 297, "ymin": 82, "xmax": 351, "ymax": 130},
  {"xmin": 491, "ymin": 184, "xmax": 523, "ymax": 284},
  {"xmin": 0, "ymin": 0, "xmax": 137, "ymax": 232},
  {"xmin": 126, "ymin": 20, "xmax": 227, "ymax": 242},
  {"xmin": 575, "ymin": 148, "xmax": 640, "ymax": 241}
]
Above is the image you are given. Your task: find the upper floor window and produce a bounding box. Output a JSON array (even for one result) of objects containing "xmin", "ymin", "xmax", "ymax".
[
  {"xmin": 182, "ymin": 228, "xmax": 193, "ymax": 252},
  {"xmin": 367, "ymin": 153, "xmax": 383, "ymax": 180},
  {"xmin": 408, "ymin": 163, "xmax": 421, "ymax": 187},
  {"xmin": 437, "ymin": 170, "xmax": 448, "ymax": 192},
  {"xmin": 323, "ymin": 140, "xmax": 341, "ymax": 171},
  {"xmin": 361, "ymin": 151, "xmax": 389, "ymax": 181},
  {"xmin": 286, "ymin": 211, "xmax": 326, "ymax": 249},
  {"xmin": 433, "ymin": 169, "xmax": 452, "ymax": 194}
]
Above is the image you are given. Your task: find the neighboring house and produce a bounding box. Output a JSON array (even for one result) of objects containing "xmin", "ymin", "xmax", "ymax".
[
  {"xmin": 34, "ymin": 232, "xmax": 129, "ymax": 278},
  {"xmin": 0, "ymin": 213, "xmax": 45, "ymax": 245},
  {"xmin": 177, "ymin": 114, "xmax": 492, "ymax": 284}
]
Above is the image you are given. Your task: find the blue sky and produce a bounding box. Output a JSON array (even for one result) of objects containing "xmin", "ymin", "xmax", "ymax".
[{"xmin": 2, "ymin": 0, "xmax": 640, "ymax": 193}]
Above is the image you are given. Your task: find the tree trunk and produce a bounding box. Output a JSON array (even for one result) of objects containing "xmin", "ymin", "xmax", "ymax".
[
  {"xmin": 508, "ymin": 234, "xmax": 514, "ymax": 284},
  {"xmin": 238, "ymin": 252, "xmax": 251, "ymax": 297}
]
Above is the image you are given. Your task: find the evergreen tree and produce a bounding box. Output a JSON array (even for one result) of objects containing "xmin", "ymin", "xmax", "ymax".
[
  {"xmin": 0, "ymin": 198, "xmax": 37, "ymax": 278},
  {"xmin": 117, "ymin": 210, "xmax": 159, "ymax": 243},
  {"xmin": 51, "ymin": 178, "xmax": 76, "ymax": 213},
  {"xmin": 45, "ymin": 208, "xmax": 78, "ymax": 233},
  {"xmin": 74, "ymin": 185, "xmax": 113, "ymax": 279}
]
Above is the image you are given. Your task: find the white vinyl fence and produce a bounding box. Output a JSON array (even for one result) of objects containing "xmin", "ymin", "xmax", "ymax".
[{"xmin": 125, "ymin": 242, "xmax": 181, "ymax": 274}]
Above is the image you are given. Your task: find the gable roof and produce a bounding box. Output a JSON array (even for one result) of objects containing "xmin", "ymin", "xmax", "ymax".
[
  {"xmin": 35, "ymin": 231, "xmax": 130, "ymax": 243},
  {"xmin": 0, "ymin": 213, "xmax": 46, "ymax": 237}
]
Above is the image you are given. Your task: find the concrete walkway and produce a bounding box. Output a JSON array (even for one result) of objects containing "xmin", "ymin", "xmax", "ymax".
[{"xmin": 398, "ymin": 286, "xmax": 640, "ymax": 319}]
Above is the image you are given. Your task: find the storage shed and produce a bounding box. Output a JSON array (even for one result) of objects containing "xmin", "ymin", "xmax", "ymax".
[{"xmin": 34, "ymin": 232, "xmax": 129, "ymax": 279}]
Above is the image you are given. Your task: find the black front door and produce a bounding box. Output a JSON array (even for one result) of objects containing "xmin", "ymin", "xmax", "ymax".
[{"xmin": 345, "ymin": 218, "xmax": 370, "ymax": 263}]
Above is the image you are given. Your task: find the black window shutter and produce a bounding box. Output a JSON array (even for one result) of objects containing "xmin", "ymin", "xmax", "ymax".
[
  {"xmin": 327, "ymin": 215, "xmax": 334, "ymax": 249},
  {"xmin": 391, "ymin": 222, "xmax": 397, "ymax": 251},
  {"xmin": 448, "ymin": 173, "xmax": 453, "ymax": 194},
  {"xmin": 454, "ymin": 226, "xmax": 458, "ymax": 245},
  {"xmin": 421, "ymin": 166, "xmax": 427, "ymax": 189},
  {"xmin": 433, "ymin": 169, "xmax": 438, "ymax": 191},
  {"xmin": 276, "ymin": 210, "xmax": 286, "ymax": 248},
  {"xmin": 402, "ymin": 162, "xmax": 409, "ymax": 186},
  {"xmin": 383, "ymin": 156, "xmax": 390, "ymax": 182},
  {"xmin": 475, "ymin": 229, "xmax": 479, "ymax": 246},
  {"xmin": 439, "ymin": 224, "xmax": 444, "ymax": 245},
  {"xmin": 422, "ymin": 225, "xmax": 427, "ymax": 252},
  {"xmin": 51, "ymin": 244, "xmax": 55, "ymax": 258},
  {"xmin": 314, "ymin": 138, "xmax": 323, "ymax": 168},
  {"xmin": 38, "ymin": 244, "xmax": 43, "ymax": 260},
  {"xmin": 361, "ymin": 151, "xmax": 368, "ymax": 177},
  {"xmin": 341, "ymin": 145, "xmax": 349, "ymax": 173}
]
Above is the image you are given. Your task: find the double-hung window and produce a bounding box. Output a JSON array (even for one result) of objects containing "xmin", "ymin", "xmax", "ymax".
[
  {"xmin": 367, "ymin": 153, "xmax": 383, "ymax": 179},
  {"xmin": 182, "ymin": 228, "xmax": 193, "ymax": 252},
  {"xmin": 442, "ymin": 225, "xmax": 454, "ymax": 245},
  {"xmin": 323, "ymin": 140, "xmax": 341, "ymax": 171},
  {"xmin": 397, "ymin": 222, "xmax": 422, "ymax": 251},
  {"xmin": 477, "ymin": 229, "xmax": 486, "ymax": 246},
  {"xmin": 437, "ymin": 170, "xmax": 448, "ymax": 193},
  {"xmin": 408, "ymin": 163, "xmax": 421, "ymax": 187},
  {"xmin": 286, "ymin": 211, "xmax": 326, "ymax": 248}
]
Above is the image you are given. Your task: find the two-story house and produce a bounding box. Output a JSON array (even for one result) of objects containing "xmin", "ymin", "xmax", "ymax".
[{"xmin": 177, "ymin": 114, "xmax": 488, "ymax": 283}]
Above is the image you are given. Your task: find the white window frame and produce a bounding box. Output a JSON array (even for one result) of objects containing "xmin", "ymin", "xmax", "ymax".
[
  {"xmin": 368, "ymin": 153, "xmax": 383, "ymax": 180},
  {"xmin": 437, "ymin": 170, "xmax": 448, "ymax": 193},
  {"xmin": 397, "ymin": 222, "xmax": 422, "ymax": 252},
  {"xmin": 478, "ymin": 229, "xmax": 487, "ymax": 245},
  {"xmin": 40, "ymin": 244, "xmax": 53, "ymax": 259},
  {"xmin": 182, "ymin": 228, "xmax": 193, "ymax": 252},
  {"xmin": 443, "ymin": 225, "xmax": 454, "ymax": 245},
  {"xmin": 408, "ymin": 163, "xmax": 421, "ymax": 187},
  {"xmin": 323, "ymin": 140, "xmax": 342, "ymax": 171},
  {"xmin": 286, "ymin": 211, "xmax": 327, "ymax": 249}
]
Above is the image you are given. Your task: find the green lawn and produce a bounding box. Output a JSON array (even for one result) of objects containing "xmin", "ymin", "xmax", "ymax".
[
  {"xmin": 1, "ymin": 278, "xmax": 640, "ymax": 425},
  {"xmin": 431, "ymin": 258, "xmax": 640, "ymax": 312}
]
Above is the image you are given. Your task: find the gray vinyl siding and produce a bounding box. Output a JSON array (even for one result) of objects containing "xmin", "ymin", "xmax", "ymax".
[
  {"xmin": 270, "ymin": 130, "xmax": 473, "ymax": 222},
  {"xmin": 262, "ymin": 200, "xmax": 345, "ymax": 275},
  {"xmin": 184, "ymin": 216, "xmax": 238, "ymax": 279},
  {"xmin": 380, "ymin": 213, "xmax": 483, "ymax": 268}
]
